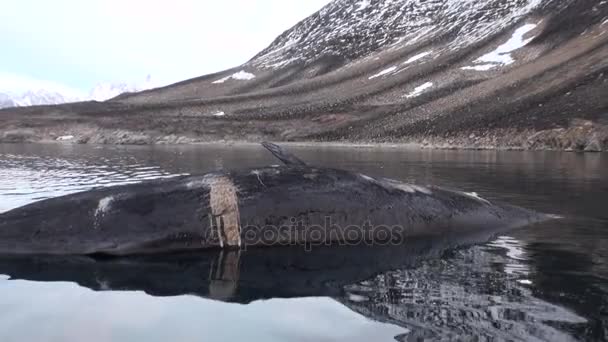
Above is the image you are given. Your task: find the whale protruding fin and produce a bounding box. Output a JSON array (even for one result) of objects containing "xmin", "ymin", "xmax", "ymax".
[{"xmin": 261, "ymin": 142, "xmax": 307, "ymax": 166}]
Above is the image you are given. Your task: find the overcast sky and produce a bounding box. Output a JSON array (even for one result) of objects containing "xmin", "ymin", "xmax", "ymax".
[{"xmin": 0, "ymin": 0, "xmax": 331, "ymax": 94}]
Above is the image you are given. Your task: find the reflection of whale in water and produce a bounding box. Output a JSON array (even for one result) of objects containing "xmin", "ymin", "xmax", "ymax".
[
  {"xmin": 0, "ymin": 229, "xmax": 586, "ymax": 341},
  {"xmin": 0, "ymin": 142, "xmax": 550, "ymax": 255},
  {"xmin": 0, "ymin": 228, "xmax": 515, "ymax": 303}
]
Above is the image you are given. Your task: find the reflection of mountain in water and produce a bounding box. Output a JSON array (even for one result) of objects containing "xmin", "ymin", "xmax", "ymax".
[{"xmin": 0, "ymin": 229, "xmax": 591, "ymax": 341}]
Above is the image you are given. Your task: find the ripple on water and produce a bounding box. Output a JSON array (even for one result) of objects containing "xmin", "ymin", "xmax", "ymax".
[
  {"xmin": 341, "ymin": 241, "xmax": 587, "ymax": 341},
  {"xmin": 0, "ymin": 153, "xmax": 186, "ymax": 213}
]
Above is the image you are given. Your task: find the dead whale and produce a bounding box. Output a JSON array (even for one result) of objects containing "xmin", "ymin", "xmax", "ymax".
[{"xmin": 0, "ymin": 142, "xmax": 549, "ymax": 255}]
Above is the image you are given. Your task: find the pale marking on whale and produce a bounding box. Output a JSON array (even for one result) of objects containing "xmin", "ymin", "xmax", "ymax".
[
  {"xmin": 360, "ymin": 174, "xmax": 432, "ymax": 195},
  {"xmin": 462, "ymin": 191, "xmax": 491, "ymax": 204},
  {"xmin": 208, "ymin": 176, "xmax": 242, "ymax": 248},
  {"xmin": 94, "ymin": 196, "xmax": 114, "ymax": 229},
  {"xmin": 250, "ymin": 170, "xmax": 267, "ymax": 187},
  {"xmin": 359, "ymin": 174, "xmax": 375, "ymax": 182},
  {"xmin": 410, "ymin": 185, "xmax": 433, "ymax": 195},
  {"xmin": 184, "ymin": 174, "xmax": 243, "ymax": 247},
  {"xmin": 391, "ymin": 183, "xmax": 433, "ymax": 195},
  {"xmin": 95, "ymin": 196, "xmax": 114, "ymax": 217}
]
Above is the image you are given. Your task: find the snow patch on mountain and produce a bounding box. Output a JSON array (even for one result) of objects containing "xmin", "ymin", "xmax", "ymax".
[
  {"xmin": 405, "ymin": 82, "xmax": 434, "ymax": 98},
  {"xmin": 89, "ymin": 75, "xmax": 158, "ymax": 101},
  {"xmin": 475, "ymin": 23, "xmax": 538, "ymax": 66},
  {"xmin": 404, "ymin": 51, "xmax": 433, "ymax": 64},
  {"xmin": 369, "ymin": 66, "xmax": 397, "ymax": 80},
  {"xmin": 461, "ymin": 64, "xmax": 496, "ymax": 71},
  {"xmin": 212, "ymin": 70, "xmax": 256, "ymax": 84},
  {"xmin": 56, "ymin": 135, "xmax": 75, "ymax": 141}
]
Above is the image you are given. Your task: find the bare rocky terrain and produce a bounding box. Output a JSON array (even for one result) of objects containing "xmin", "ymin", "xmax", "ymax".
[{"xmin": 1, "ymin": 0, "xmax": 607, "ymax": 151}]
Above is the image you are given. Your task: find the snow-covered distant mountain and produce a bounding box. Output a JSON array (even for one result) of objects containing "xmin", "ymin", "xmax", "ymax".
[
  {"xmin": 88, "ymin": 75, "xmax": 158, "ymax": 102},
  {"xmin": 0, "ymin": 93, "xmax": 15, "ymax": 109},
  {"xmin": 0, "ymin": 90, "xmax": 80, "ymax": 108},
  {"xmin": 0, "ymin": 75, "xmax": 158, "ymax": 109}
]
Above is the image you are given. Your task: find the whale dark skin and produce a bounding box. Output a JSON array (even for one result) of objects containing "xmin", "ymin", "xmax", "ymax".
[{"xmin": 0, "ymin": 142, "xmax": 549, "ymax": 255}]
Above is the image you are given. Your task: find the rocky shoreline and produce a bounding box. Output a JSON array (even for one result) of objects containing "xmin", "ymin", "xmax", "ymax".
[{"xmin": 1, "ymin": 119, "xmax": 605, "ymax": 152}]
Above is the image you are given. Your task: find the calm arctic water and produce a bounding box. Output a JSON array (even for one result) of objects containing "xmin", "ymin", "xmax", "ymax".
[{"xmin": 0, "ymin": 143, "xmax": 606, "ymax": 341}]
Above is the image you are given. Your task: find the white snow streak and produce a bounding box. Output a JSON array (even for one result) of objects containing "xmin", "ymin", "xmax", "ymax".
[
  {"xmin": 405, "ymin": 82, "xmax": 433, "ymax": 98},
  {"xmin": 212, "ymin": 71, "xmax": 256, "ymax": 84},
  {"xmin": 259, "ymin": 37, "xmax": 300, "ymax": 59},
  {"xmin": 461, "ymin": 64, "xmax": 496, "ymax": 71},
  {"xmin": 369, "ymin": 66, "xmax": 397, "ymax": 79},
  {"xmin": 475, "ymin": 23, "xmax": 537, "ymax": 66},
  {"xmin": 403, "ymin": 51, "xmax": 432, "ymax": 64}
]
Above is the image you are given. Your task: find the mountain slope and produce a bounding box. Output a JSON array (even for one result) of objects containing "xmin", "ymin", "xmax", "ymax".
[{"xmin": 1, "ymin": 0, "xmax": 607, "ymax": 150}]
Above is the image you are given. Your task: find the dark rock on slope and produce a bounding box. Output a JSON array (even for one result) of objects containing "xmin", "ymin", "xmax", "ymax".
[{"xmin": 1, "ymin": 0, "xmax": 607, "ymax": 150}]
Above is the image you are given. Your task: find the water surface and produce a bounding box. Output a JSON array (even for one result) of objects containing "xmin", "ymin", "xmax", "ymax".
[{"xmin": 0, "ymin": 143, "xmax": 606, "ymax": 341}]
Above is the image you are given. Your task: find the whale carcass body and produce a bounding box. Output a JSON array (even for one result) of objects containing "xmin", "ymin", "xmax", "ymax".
[{"xmin": 0, "ymin": 143, "xmax": 548, "ymax": 255}]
